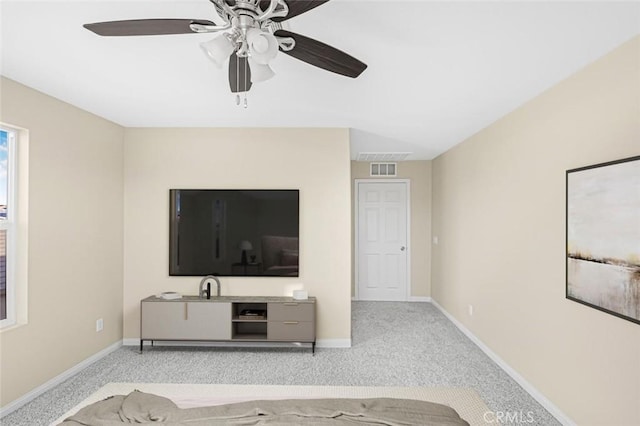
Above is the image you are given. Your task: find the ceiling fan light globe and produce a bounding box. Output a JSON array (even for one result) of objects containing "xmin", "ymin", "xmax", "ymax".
[
  {"xmin": 200, "ymin": 35, "xmax": 235, "ymax": 68},
  {"xmin": 247, "ymin": 28, "xmax": 278, "ymax": 65},
  {"xmin": 248, "ymin": 58, "xmax": 275, "ymax": 83},
  {"xmin": 252, "ymin": 37, "xmax": 269, "ymax": 53}
]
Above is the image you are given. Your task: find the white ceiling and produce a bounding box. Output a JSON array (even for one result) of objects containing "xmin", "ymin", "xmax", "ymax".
[{"xmin": 1, "ymin": 1, "xmax": 639, "ymax": 159}]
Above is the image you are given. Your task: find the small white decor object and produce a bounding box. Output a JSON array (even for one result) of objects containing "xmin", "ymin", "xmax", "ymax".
[
  {"xmin": 292, "ymin": 290, "xmax": 308, "ymax": 300},
  {"xmin": 159, "ymin": 292, "xmax": 182, "ymax": 300}
]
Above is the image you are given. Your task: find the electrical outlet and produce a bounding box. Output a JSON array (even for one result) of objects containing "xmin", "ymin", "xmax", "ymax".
[
  {"xmin": 433, "ymin": 236, "xmax": 439, "ymax": 245},
  {"xmin": 468, "ymin": 305, "xmax": 473, "ymax": 316},
  {"xmin": 96, "ymin": 318, "xmax": 103, "ymax": 332}
]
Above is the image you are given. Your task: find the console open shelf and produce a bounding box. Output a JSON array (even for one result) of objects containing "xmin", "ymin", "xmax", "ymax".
[{"xmin": 232, "ymin": 320, "xmax": 267, "ymax": 340}]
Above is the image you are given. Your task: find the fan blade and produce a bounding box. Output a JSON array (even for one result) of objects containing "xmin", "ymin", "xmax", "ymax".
[
  {"xmin": 260, "ymin": 0, "xmax": 331, "ymax": 22},
  {"xmin": 275, "ymin": 30, "xmax": 367, "ymax": 78},
  {"xmin": 229, "ymin": 54, "xmax": 252, "ymax": 93},
  {"xmin": 83, "ymin": 19, "xmax": 214, "ymax": 36}
]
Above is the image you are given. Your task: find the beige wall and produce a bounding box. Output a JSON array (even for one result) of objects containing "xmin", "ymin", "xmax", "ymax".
[
  {"xmin": 123, "ymin": 128, "xmax": 352, "ymax": 342},
  {"xmin": 432, "ymin": 36, "xmax": 640, "ymax": 425},
  {"xmin": 0, "ymin": 78, "xmax": 124, "ymax": 407},
  {"xmin": 351, "ymin": 161, "xmax": 432, "ymax": 298}
]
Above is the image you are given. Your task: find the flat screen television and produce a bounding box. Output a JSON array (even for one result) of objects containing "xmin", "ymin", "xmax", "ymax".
[{"xmin": 169, "ymin": 189, "xmax": 299, "ymax": 277}]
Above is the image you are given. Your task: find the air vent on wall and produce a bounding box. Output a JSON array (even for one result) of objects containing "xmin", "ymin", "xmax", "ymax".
[
  {"xmin": 357, "ymin": 152, "xmax": 411, "ymax": 162},
  {"xmin": 370, "ymin": 162, "xmax": 397, "ymax": 177}
]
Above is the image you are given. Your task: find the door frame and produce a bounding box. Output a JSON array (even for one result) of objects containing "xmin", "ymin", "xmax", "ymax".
[{"xmin": 354, "ymin": 179, "xmax": 411, "ymax": 301}]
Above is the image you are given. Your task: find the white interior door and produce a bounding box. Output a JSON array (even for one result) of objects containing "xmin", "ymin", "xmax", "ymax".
[{"xmin": 357, "ymin": 181, "xmax": 409, "ymax": 301}]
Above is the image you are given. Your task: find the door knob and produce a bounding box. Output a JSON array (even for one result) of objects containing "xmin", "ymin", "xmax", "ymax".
[{"xmin": 400, "ymin": 246, "xmax": 406, "ymax": 251}]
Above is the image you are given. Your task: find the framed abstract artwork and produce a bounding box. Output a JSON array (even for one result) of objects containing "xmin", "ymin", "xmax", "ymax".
[{"xmin": 566, "ymin": 155, "xmax": 640, "ymax": 325}]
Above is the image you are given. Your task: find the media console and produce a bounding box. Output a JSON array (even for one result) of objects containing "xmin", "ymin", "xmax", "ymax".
[{"xmin": 140, "ymin": 295, "xmax": 316, "ymax": 353}]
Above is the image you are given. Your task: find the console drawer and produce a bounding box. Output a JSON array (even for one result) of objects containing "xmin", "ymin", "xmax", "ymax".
[
  {"xmin": 268, "ymin": 321, "xmax": 314, "ymax": 341},
  {"xmin": 268, "ymin": 302, "xmax": 314, "ymax": 321}
]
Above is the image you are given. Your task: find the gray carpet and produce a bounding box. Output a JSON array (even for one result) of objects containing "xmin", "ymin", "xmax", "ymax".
[{"xmin": 2, "ymin": 302, "xmax": 560, "ymax": 425}]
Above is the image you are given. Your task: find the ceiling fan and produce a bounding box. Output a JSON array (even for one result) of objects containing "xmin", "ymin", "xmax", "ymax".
[{"xmin": 84, "ymin": 0, "xmax": 367, "ymax": 100}]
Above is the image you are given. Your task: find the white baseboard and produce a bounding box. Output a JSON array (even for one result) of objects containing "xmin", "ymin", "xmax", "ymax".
[
  {"xmin": 0, "ymin": 340, "xmax": 122, "ymax": 418},
  {"xmin": 352, "ymin": 297, "xmax": 432, "ymax": 302},
  {"xmin": 430, "ymin": 300, "xmax": 575, "ymax": 426},
  {"xmin": 316, "ymin": 339, "xmax": 351, "ymax": 348},
  {"xmin": 124, "ymin": 338, "xmax": 352, "ymax": 349}
]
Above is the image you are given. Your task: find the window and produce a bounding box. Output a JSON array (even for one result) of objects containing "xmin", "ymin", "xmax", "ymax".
[{"xmin": 0, "ymin": 127, "xmax": 16, "ymax": 327}]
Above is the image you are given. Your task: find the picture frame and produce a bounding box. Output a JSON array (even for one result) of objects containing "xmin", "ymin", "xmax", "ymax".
[{"xmin": 566, "ymin": 155, "xmax": 640, "ymax": 325}]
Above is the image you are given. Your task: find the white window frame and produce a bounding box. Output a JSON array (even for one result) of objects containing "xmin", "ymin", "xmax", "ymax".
[{"xmin": 0, "ymin": 126, "xmax": 18, "ymax": 329}]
